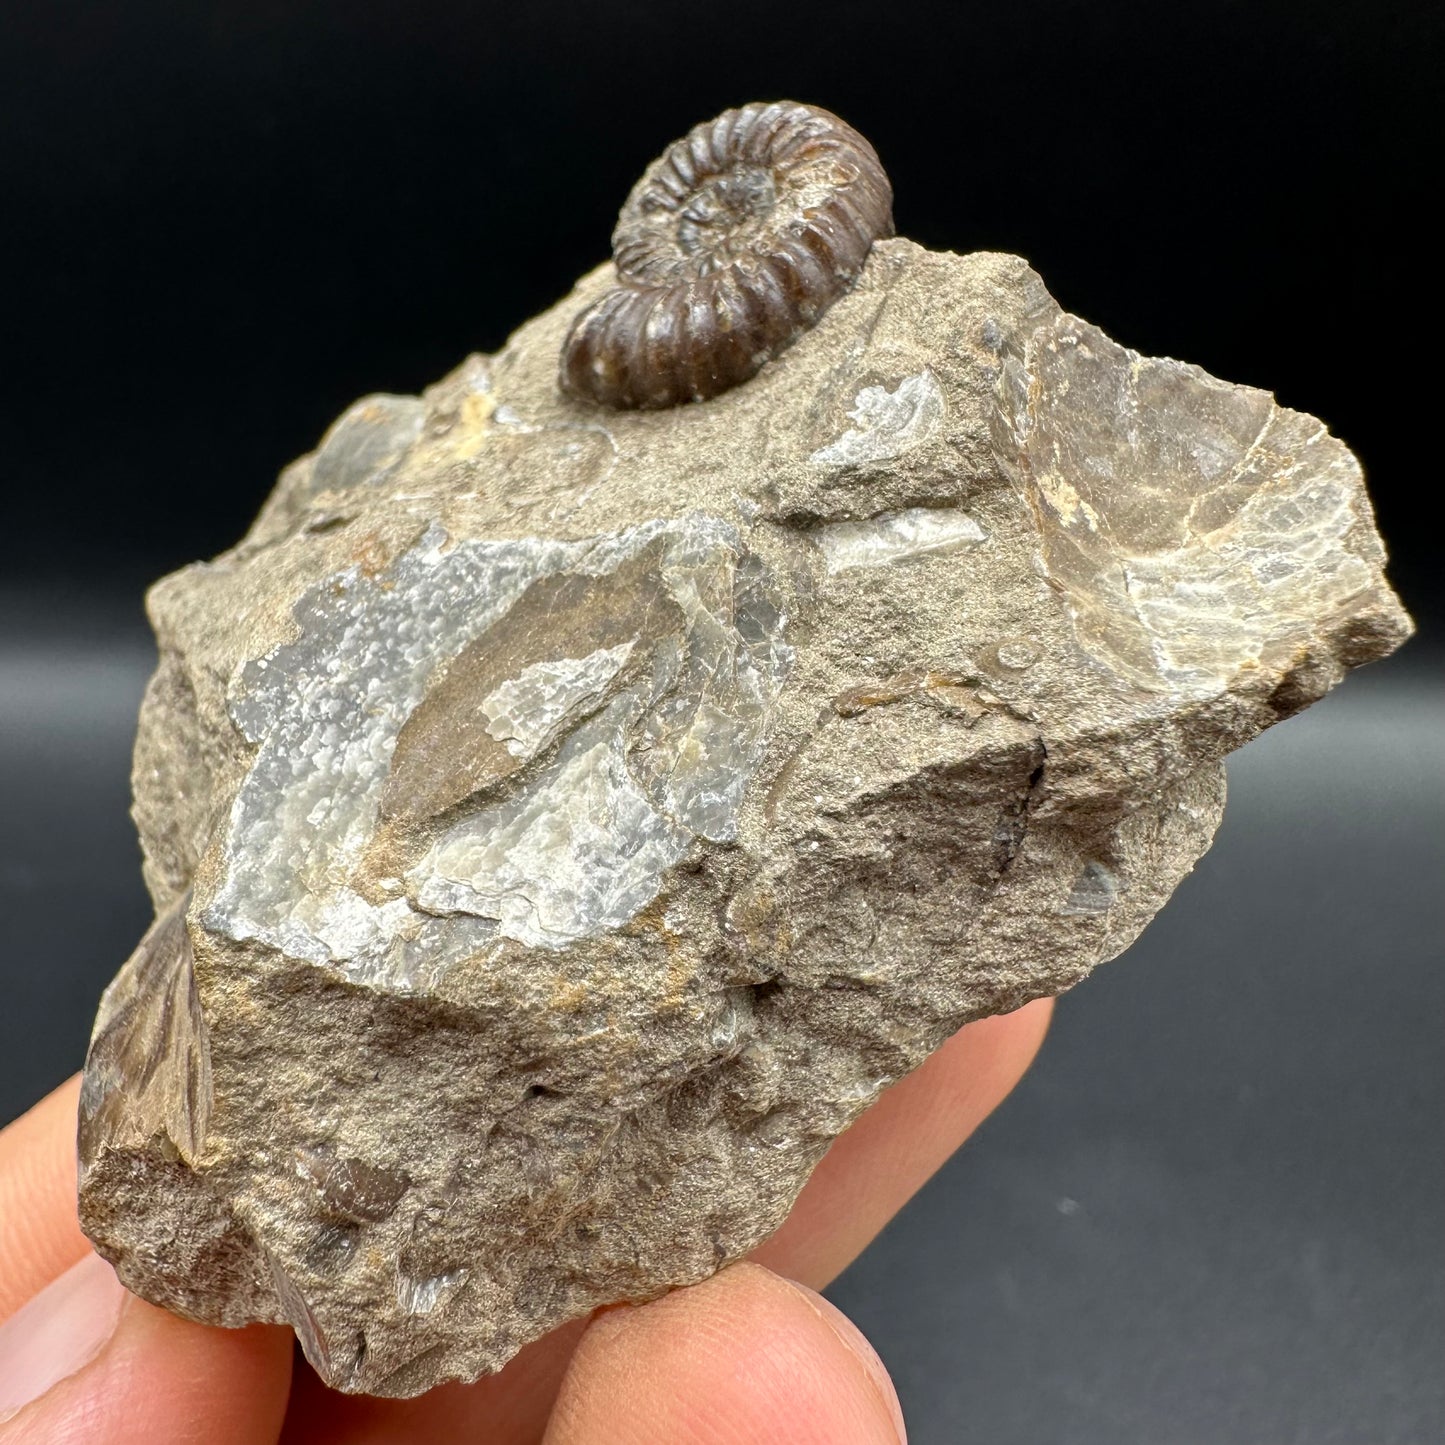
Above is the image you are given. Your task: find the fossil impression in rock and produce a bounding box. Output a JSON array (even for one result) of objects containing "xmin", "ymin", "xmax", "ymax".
[{"xmin": 78, "ymin": 101, "xmax": 1411, "ymax": 1398}]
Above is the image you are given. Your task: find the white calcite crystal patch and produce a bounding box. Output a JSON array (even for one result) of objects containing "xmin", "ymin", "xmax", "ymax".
[
  {"xmin": 816, "ymin": 507, "xmax": 987, "ymax": 573},
  {"xmin": 480, "ymin": 641, "xmax": 635, "ymax": 759},
  {"xmin": 204, "ymin": 514, "xmax": 790, "ymax": 984},
  {"xmin": 413, "ymin": 704, "xmax": 695, "ymax": 950},
  {"xmin": 808, "ymin": 367, "xmax": 946, "ymax": 468},
  {"xmin": 79, "ymin": 240, "xmax": 1411, "ymax": 1398}
]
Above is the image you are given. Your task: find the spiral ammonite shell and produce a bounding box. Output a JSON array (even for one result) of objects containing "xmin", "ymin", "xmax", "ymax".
[{"xmin": 560, "ymin": 101, "xmax": 894, "ymax": 410}]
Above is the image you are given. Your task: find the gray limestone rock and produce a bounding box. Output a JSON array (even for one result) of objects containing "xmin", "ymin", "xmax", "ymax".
[{"xmin": 78, "ymin": 240, "xmax": 1411, "ymax": 1396}]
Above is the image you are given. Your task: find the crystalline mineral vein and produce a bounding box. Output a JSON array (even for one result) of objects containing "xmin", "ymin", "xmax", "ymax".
[{"xmin": 78, "ymin": 241, "xmax": 1410, "ymax": 1396}]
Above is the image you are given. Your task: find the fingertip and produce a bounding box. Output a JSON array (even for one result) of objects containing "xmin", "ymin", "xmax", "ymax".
[
  {"xmin": 775, "ymin": 1277, "xmax": 908, "ymax": 1445},
  {"xmin": 543, "ymin": 1262, "xmax": 904, "ymax": 1444},
  {"xmin": 0, "ymin": 1253, "xmax": 292, "ymax": 1445},
  {"xmin": 114, "ymin": 1302, "xmax": 294, "ymax": 1441},
  {"xmin": 959, "ymin": 995, "xmax": 1053, "ymax": 1087},
  {"xmin": 753, "ymin": 996, "xmax": 1054, "ymax": 1288},
  {"xmin": 0, "ymin": 1077, "xmax": 89, "ymax": 1319}
]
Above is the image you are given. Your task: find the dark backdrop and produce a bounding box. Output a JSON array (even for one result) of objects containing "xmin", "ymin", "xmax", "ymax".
[
  {"xmin": 0, "ymin": 0, "xmax": 1438, "ymax": 627},
  {"xmin": 1, "ymin": 3, "xmax": 1440, "ymax": 1441}
]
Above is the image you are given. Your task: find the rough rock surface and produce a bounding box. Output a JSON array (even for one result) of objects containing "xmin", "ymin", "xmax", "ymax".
[{"xmin": 78, "ymin": 240, "xmax": 1411, "ymax": 1396}]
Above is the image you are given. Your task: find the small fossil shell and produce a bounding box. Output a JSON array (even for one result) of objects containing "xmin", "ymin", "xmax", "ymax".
[{"xmin": 561, "ymin": 101, "xmax": 894, "ymax": 410}]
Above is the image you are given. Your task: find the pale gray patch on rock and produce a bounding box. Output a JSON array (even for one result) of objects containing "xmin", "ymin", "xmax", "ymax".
[
  {"xmin": 413, "ymin": 700, "xmax": 694, "ymax": 950},
  {"xmin": 994, "ymin": 638, "xmax": 1042, "ymax": 671},
  {"xmin": 206, "ymin": 513, "xmax": 791, "ymax": 981},
  {"xmin": 309, "ymin": 395, "xmax": 426, "ymax": 496},
  {"xmin": 816, "ymin": 507, "xmax": 987, "ymax": 573},
  {"xmin": 481, "ymin": 641, "xmax": 636, "ymax": 760},
  {"xmin": 1061, "ymin": 861, "xmax": 1119, "ymax": 916},
  {"xmin": 809, "ymin": 368, "xmax": 946, "ymax": 467},
  {"xmin": 396, "ymin": 1267, "xmax": 468, "ymax": 1317}
]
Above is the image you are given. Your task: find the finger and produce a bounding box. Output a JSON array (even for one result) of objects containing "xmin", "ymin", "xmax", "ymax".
[
  {"xmin": 0, "ymin": 1072, "xmax": 567, "ymax": 1445},
  {"xmin": 280, "ymin": 999, "xmax": 1047, "ymax": 1444},
  {"xmin": 0, "ymin": 1004, "xmax": 1045, "ymax": 1443},
  {"xmin": 542, "ymin": 1261, "xmax": 906, "ymax": 1445},
  {"xmin": 0, "ymin": 1249, "xmax": 292, "ymax": 1445},
  {"xmin": 0, "ymin": 1077, "xmax": 89, "ymax": 1318},
  {"xmin": 1, "ymin": 1080, "xmax": 295, "ymax": 1443},
  {"xmin": 0, "ymin": 1003, "xmax": 1044, "ymax": 1441},
  {"xmin": 752, "ymin": 997, "xmax": 1053, "ymax": 1287},
  {"xmin": 277, "ymin": 1320, "xmax": 588, "ymax": 1445}
]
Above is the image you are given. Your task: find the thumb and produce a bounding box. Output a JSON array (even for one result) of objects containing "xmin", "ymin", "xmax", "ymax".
[
  {"xmin": 543, "ymin": 1262, "xmax": 906, "ymax": 1445},
  {"xmin": 0, "ymin": 1251, "xmax": 291, "ymax": 1445}
]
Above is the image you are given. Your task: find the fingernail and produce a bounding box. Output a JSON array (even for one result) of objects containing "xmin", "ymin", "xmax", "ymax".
[
  {"xmin": 0, "ymin": 1252, "xmax": 126, "ymax": 1423},
  {"xmin": 784, "ymin": 1279, "xmax": 908, "ymax": 1443}
]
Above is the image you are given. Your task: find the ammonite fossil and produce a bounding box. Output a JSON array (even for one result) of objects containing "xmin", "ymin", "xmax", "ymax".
[{"xmin": 560, "ymin": 101, "xmax": 894, "ymax": 410}]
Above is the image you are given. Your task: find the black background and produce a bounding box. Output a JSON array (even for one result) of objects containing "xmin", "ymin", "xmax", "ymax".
[
  {"xmin": 0, "ymin": 0, "xmax": 1438, "ymax": 626},
  {"xmin": 1, "ymin": 2, "xmax": 1440, "ymax": 1441}
]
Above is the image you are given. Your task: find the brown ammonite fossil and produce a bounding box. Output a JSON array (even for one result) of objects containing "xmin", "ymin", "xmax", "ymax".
[{"xmin": 560, "ymin": 101, "xmax": 894, "ymax": 410}]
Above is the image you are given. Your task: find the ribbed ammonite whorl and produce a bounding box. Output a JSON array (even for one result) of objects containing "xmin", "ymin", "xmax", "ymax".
[{"xmin": 560, "ymin": 101, "xmax": 894, "ymax": 410}]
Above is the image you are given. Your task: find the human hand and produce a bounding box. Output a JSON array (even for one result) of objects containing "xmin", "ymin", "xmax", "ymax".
[{"xmin": 0, "ymin": 1000, "xmax": 1049, "ymax": 1444}]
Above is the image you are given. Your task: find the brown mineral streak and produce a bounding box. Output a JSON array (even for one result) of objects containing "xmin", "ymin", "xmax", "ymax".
[
  {"xmin": 382, "ymin": 545, "xmax": 683, "ymax": 828},
  {"xmin": 77, "ymin": 102, "xmax": 1410, "ymax": 1398},
  {"xmin": 834, "ymin": 667, "xmax": 1007, "ymax": 719},
  {"xmin": 624, "ymin": 895, "xmax": 695, "ymax": 1012}
]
